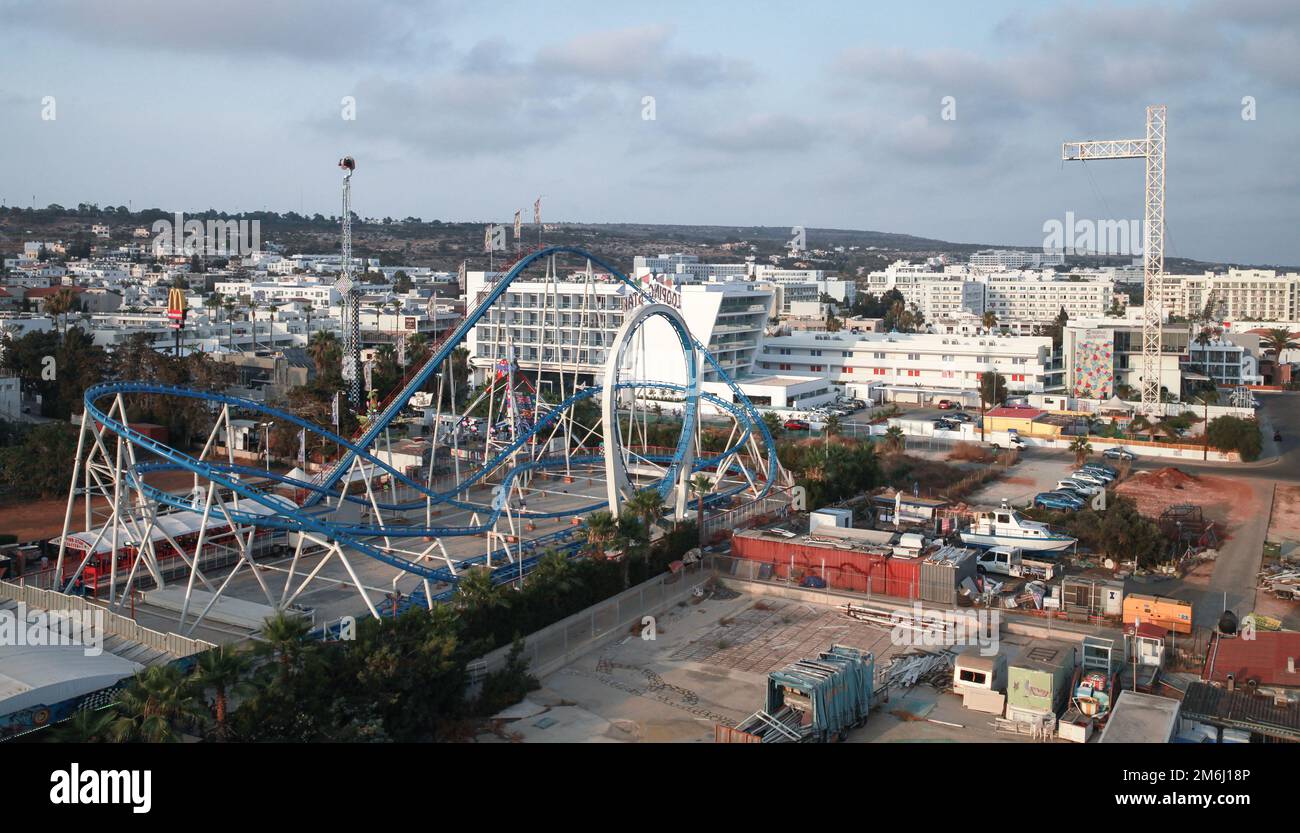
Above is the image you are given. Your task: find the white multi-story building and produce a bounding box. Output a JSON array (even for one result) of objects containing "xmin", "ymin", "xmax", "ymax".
[
  {"xmin": 633, "ymin": 254, "xmax": 855, "ymax": 307},
  {"xmin": 865, "ymin": 261, "xmax": 1116, "ymax": 324},
  {"xmin": 213, "ymin": 280, "xmax": 341, "ymax": 309},
  {"xmin": 758, "ymin": 330, "xmax": 1057, "ymax": 404},
  {"xmin": 969, "ymin": 250, "xmax": 1065, "ymax": 269},
  {"xmin": 1160, "ymin": 269, "xmax": 1300, "ymax": 323},
  {"xmin": 464, "ymin": 269, "xmax": 775, "ymax": 394}
]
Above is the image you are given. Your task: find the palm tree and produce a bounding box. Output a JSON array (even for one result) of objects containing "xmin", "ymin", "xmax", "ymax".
[
  {"xmin": 51, "ymin": 707, "xmax": 117, "ymax": 742},
  {"xmin": 689, "ymin": 474, "xmax": 713, "ymax": 549},
  {"xmin": 258, "ymin": 612, "xmax": 312, "ymax": 683},
  {"xmin": 454, "ymin": 565, "xmax": 509, "ymax": 615},
  {"xmin": 109, "ymin": 665, "xmax": 206, "ymax": 743},
  {"xmin": 44, "ymin": 287, "xmax": 77, "ymax": 338},
  {"xmin": 583, "ymin": 509, "xmax": 617, "ymax": 558},
  {"xmin": 981, "ymin": 310, "xmax": 998, "ymax": 331},
  {"xmin": 191, "ymin": 646, "xmax": 254, "ymax": 740},
  {"xmin": 883, "ymin": 425, "xmax": 905, "ymax": 454},
  {"xmin": 1129, "ymin": 414, "xmax": 1153, "ymax": 442},
  {"xmin": 308, "ymin": 330, "xmax": 340, "ymax": 375},
  {"xmin": 205, "ymin": 290, "xmax": 224, "ymax": 323},
  {"xmin": 1069, "ymin": 436, "xmax": 1093, "ymax": 466},
  {"xmin": 1261, "ymin": 327, "xmax": 1298, "ymax": 359},
  {"xmin": 625, "ymin": 488, "xmax": 665, "ymax": 539},
  {"xmin": 824, "ymin": 414, "xmax": 841, "ymax": 437}
]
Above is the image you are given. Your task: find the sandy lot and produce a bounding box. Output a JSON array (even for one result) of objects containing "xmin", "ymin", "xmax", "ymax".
[
  {"xmin": 1116, "ymin": 467, "xmax": 1265, "ymax": 538},
  {"xmin": 1267, "ymin": 484, "xmax": 1300, "ymax": 544}
]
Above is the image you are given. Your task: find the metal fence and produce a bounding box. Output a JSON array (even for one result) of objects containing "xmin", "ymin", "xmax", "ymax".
[
  {"xmin": 468, "ymin": 560, "xmax": 710, "ymax": 682},
  {"xmin": 705, "ymin": 552, "xmax": 922, "ymax": 600},
  {"xmin": 0, "ymin": 580, "xmax": 215, "ymax": 658}
]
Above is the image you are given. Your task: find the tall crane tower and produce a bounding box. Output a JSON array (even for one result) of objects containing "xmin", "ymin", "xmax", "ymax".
[
  {"xmin": 1062, "ymin": 105, "xmax": 1166, "ymax": 415},
  {"xmin": 335, "ymin": 156, "xmax": 362, "ymax": 409}
]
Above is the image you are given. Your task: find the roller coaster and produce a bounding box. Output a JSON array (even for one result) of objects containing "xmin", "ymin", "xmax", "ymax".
[{"xmin": 52, "ymin": 246, "xmax": 791, "ymax": 634}]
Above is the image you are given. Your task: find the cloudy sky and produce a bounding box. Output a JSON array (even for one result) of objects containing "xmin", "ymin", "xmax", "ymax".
[{"xmin": 1, "ymin": 0, "xmax": 1296, "ymax": 263}]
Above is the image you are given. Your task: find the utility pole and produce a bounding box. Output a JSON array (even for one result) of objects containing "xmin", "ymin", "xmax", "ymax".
[
  {"xmin": 335, "ymin": 156, "xmax": 361, "ymax": 410},
  {"xmin": 1063, "ymin": 105, "xmax": 1167, "ymax": 416}
]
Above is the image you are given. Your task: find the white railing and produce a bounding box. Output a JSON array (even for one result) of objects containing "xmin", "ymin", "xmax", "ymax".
[{"xmin": 0, "ymin": 580, "xmax": 215, "ymax": 658}]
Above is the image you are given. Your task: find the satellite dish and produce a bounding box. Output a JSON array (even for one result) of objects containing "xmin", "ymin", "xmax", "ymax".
[
  {"xmin": 1103, "ymin": 558, "xmax": 1115, "ymax": 570},
  {"xmin": 339, "ymin": 156, "xmax": 356, "ymax": 172}
]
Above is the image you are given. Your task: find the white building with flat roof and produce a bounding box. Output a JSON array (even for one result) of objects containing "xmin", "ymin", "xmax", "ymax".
[
  {"xmin": 464, "ymin": 269, "xmax": 776, "ymax": 394},
  {"xmin": 865, "ymin": 261, "xmax": 1117, "ymax": 324},
  {"xmin": 758, "ymin": 330, "xmax": 1057, "ymax": 403},
  {"xmin": 1160, "ymin": 269, "xmax": 1300, "ymax": 323}
]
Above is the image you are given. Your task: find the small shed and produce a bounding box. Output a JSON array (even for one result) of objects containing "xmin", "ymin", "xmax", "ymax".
[{"xmin": 1007, "ymin": 639, "xmax": 1076, "ymax": 721}]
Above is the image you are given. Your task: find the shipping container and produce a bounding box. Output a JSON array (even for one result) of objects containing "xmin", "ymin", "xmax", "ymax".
[
  {"xmin": 1061, "ymin": 576, "xmax": 1125, "ymax": 617},
  {"xmin": 919, "ymin": 545, "xmax": 977, "ymax": 606},
  {"xmin": 731, "ymin": 531, "xmax": 920, "ymax": 599},
  {"xmin": 1122, "ymin": 594, "xmax": 1193, "ymax": 635}
]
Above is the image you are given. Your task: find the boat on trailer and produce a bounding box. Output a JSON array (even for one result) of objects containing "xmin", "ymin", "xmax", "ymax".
[{"xmin": 959, "ymin": 500, "xmax": 1077, "ymax": 553}]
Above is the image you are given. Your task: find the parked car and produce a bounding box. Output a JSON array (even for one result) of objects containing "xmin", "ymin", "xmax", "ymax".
[
  {"xmin": 937, "ymin": 400, "xmax": 956, "ymax": 410},
  {"xmin": 949, "ymin": 412, "xmax": 973, "ymax": 423},
  {"xmin": 1056, "ymin": 479, "xmax": 1100, "ymax": 496},
  {"xmin": 1070, "ymin": 470, "xmax": 1107, "ymax": 487},
  {"xmin": 933, "ymin": 419, "xmax": 958, "ymax": 431},
  {"xmin": 784, "ymin": 419, "xmax": 810, "ymax": 430},
  {"xmin": 1081, "ymin": 462, "xmax": 1117, "ymax": 478},
  {"xmin": 1102, "ymin": 447, "xmax": 1136, "ymax": 461},
  {"xmin": 1034, "ymin": 492, "xmax": 1083, "ymax": 510}
]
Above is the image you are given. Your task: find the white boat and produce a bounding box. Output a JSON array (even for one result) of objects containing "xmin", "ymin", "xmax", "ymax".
[{"xmin": 959, "ymin": 501, "xmax": 1077, "ymax": 553}]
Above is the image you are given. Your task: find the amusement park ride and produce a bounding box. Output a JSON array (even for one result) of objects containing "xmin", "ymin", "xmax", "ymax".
[{"xmin": 50, "ymin": 170, "xmax": 791, "ymax": 635}]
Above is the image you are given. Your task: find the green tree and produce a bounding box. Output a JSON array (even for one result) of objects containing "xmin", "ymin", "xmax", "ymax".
[
  {"xmin": 1261, "ymin": 327, "xmax": 1298, "ymax": 359},
  {"xmin": 689, "ymin": 474, "xmax": 713, "ymax": 548},
  {"xmin": 50, "ymin": 707, "xmax": 117, "ymax": 743},
  {"xmin": 191, "ymin": 646, "xmax": 255, "ymax": 741},
  {"xmin": 1069, "ymin": 436, "xmax": 1093, "ymax": 466},
  {"xmin": 582, "ymin": 509, "xmax": 617, "ymax": 558},
  {"xmin": 110, "ymin": 665, "xmax": 206, "ymax": 743}
]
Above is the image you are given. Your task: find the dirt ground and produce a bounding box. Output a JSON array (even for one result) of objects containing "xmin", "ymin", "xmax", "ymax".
[
  {"xmin": 1267, "ymin": 484, "xmax": 1300, "ymax": 544},
  {"xmin": 1116, "ymin": 467, "xmax": 1264, "ymax": 536},
  {"xmin": 0, "ymin": 469, "xmax": 202, "ymax": 542}
]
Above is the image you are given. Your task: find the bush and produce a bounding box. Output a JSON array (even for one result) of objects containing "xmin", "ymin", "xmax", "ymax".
[{"xmin": 1206, "ymin": 415, "xmax": 1262, "ymax": 461}]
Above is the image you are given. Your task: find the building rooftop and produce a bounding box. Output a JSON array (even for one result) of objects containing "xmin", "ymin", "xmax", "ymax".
[
  {"xmin": 1098, "ymin": 690, "xmax": 1181, "ymax": 743},
  {"xmin": 1204, "ymin": 632, "xmax": 1300, "ymax": 689},
  {"xmin": 1180, "ymin": 681, "xmax": 1300, "ymax": 742},
  {"xmin": 985, "ymin": 406, "xmax": 1046, "ymax": 420}
]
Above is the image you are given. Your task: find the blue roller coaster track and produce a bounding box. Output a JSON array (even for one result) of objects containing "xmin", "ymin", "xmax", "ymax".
[{"xmin": 74, "ymin": 246, "xmax": 782, "ymax": 602}]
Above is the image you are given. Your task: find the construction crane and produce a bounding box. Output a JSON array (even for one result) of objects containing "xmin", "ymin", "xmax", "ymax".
[
  {"xmin": 1062, "ymin": 105, "xmax": 1166, "ymax": 415},
  {"xmin": 335, "ymin": 156, "xmax": 361, "ymax": 409}
]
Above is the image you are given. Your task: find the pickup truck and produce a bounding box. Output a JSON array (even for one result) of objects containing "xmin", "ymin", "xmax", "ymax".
[{"xmin": 975, "ymin": 546, "xmax": 1057, "ymax": 580}]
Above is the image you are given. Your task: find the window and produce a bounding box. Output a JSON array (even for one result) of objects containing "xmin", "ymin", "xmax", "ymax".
[
  {"xmin": 843, "ymin": 366, "xmax": 854, "ymax": 373},
  {"xmin": 907, "ymin": 352, "xmax": 920, "ymax": 361},
  {"xmin": 810, "ymin": 365, "xmax": 824, "ymax": 372},
  {"xmin": 873, "ymin": 368, "xmax": 886, "ymax": 376},
  {"xmin": 959, "ymin": 669, "xmax": 988, "ymax": 686},
  {"xmin": 907, "ymin": 369, "xmax": 920, "ymax": 377}
]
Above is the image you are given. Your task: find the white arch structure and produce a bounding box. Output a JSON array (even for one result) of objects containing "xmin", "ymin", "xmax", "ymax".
[{"xmin": 600, "ymin": 303, "xmax": 699, "ymax": 520}]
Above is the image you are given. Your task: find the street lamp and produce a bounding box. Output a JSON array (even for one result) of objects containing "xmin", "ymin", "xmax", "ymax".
[{"xmin": 262, "ymin": 421, "xmax": 275, "ymax": 471}]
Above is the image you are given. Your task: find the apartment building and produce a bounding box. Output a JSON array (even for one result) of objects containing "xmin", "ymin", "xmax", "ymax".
[
  {"xmin": 969, "ymin": 250, "xmax": 1065, "ymax": 269},
  {"xmin": 1062, "ymin": 321, "xmax": 1191, "ymax": 399},
  {"xmin": 757, "ymin": 330, "xmax": 1057, "ymax": 403},
  {"xmin": 213, "ymin": 280, "xmax": 341, "ymax": 309},
  {"xmin": 1161, "ymin": 269, "xmax": 1300, "ymax": 322},
  {"xmin": 464, "ymin": 269, "xmax": 776, "ymax": 393},
  {"xmin": 865, "ymin": 261, "xmax": 1117, "ymax": 324}
]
